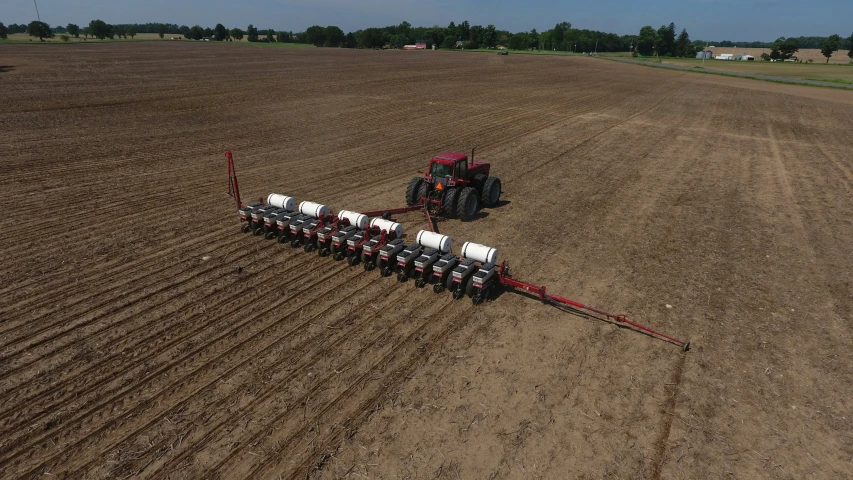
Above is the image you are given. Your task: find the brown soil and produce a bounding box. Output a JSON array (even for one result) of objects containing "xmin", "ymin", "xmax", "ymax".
[{"xmin": 1, "ymin": 43, "xmax": 851, "ymax": 479}]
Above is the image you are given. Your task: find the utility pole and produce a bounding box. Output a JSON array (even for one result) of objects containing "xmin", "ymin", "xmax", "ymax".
[
  {"xmin": 33, "ymin": 0, "xmax": 41, "ymax": 21},
  {"xmin": 594, "ymin": 38, "xmax": 598, "ymax": 55}
]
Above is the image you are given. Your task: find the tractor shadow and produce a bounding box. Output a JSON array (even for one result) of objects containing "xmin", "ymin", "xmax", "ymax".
[{"xmin": 0, "ymin": 65, "xmax": 16, "ymax": 73}]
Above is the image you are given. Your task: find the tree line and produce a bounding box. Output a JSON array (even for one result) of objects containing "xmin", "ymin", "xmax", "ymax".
[
  {"xmin": 1, "ymin": 17, "xmax": 852, "ymax": 62},
  {"xmin": 632, "ymin": 23, "xmax": 853, "ymax": 63}
]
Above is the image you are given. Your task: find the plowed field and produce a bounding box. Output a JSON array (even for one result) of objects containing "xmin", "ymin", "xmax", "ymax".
[{"xmin": 1, "ymin": 43, "xmax": 852, "ymax": 479}]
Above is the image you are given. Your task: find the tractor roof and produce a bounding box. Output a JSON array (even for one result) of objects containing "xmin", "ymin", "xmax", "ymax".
[{"xmin": 431, "ymin": 152, "xmax": 468, "ymax": 162}]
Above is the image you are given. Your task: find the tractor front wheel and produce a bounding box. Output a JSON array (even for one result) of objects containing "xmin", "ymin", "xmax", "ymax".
[
  {"xmin": 406, "ymin": 177, "xmax": 424, "ymax": 206},
  {"xmin": 456, "ymin": 187, "xmax": 480, "ymax": 221},
  {"xmin": 441, "ymin": 188, "xmax": 459, "ymax": 217}
]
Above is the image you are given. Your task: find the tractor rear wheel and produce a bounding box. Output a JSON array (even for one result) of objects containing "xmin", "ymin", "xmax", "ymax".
[
  {"xmin": 441, "ymin": 188, "xmax": 459, "ymax": 217},
  {"xmin": 481, "ymin": 176, "xmax": 502, "ymax": 207},
  {"xmin": 406, "ymin": 177, "xmax": 424, "ymax": 206},
  {"xmin": 456, "ymin": 187, "xmax": 479, "ymax": 221}
]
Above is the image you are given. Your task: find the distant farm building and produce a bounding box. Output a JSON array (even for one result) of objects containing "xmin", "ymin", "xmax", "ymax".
[
  {"xmin": 715, "ymin": 53, "xmax": 734, "ymax": 60},
  {"xmin": 734, "ymin": 53, "xmax": 755, "ymax": 61},
  {"xmin": 403, "ymin": 41, "xmax": 428, "ymax": 50},
  {"xmin": 696, "ymin": 50, "xmax": 712, "ymax": 59}
]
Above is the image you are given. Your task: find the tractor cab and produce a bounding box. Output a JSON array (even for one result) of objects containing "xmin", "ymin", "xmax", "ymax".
[
  {"xmin": 407, "ymin": 149, "xmax": 501, "ymax": 220},
  {"xmin": 426, "ymin": 152, "xmax": 490, "ymax": 189}
]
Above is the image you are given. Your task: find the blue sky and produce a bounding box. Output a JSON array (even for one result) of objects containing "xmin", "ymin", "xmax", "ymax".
[{"xmin": 4, "ymin": 0, "xmax": 851, "ymax": 41}]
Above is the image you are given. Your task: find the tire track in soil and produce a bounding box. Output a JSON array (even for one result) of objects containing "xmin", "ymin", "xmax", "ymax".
[
  {"xmin": 33, "ymin": 273, "xmax": 433, "ymax": 478},
  {"xmin": 650, "ymin": 353, "xmax": 687, "ymax": 480},
  {"xmin": 208, "ymin": 302, "xmax": 477, "ymax": 479},
  {"xmin": 0, "ymin": 241, "xmax": 326, "ymax": 417},
  {"xmin": 814, "ymin": 144, "xmax": 853, "ymax": 194},
  {"xmin": 0, "ymin": 229, "xmax": 261, "ymax": 355},
  {"xmin": 1, "ymin": 256, "xmax": 354, "ymax": 472},
  {"xmin": 148, "ymin": 286, "xmax": 443, "ymax": 478},
  {"xmin": 0, "ymin": 224, "xmax": 235, "ymax": 321},
  {"xmin": 287, "ymin": 307, "xmax": 478, "ymax": 480},
  {"xmin": 512, "ymin": 73, "xmax": 697, "ymax": 183}
]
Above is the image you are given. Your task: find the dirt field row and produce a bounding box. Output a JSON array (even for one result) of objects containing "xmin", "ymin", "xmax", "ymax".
[{"xmin": 1, "ymin": 43, "xmax": 852, "ymax": 478}]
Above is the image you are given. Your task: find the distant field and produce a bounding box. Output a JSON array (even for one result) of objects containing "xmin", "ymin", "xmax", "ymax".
[
  {"xmin": 4, "ymin": 32, "xmax": 165, "ymax": 42},
  {"xmin": 642, "ymin": 56, "xmax": 853, "ymax": 82}
]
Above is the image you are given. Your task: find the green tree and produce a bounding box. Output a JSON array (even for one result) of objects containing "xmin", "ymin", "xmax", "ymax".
[
  {"xmin": 67, "ymin": 23, "xmax": 80, "ymax": 38},
  {"xmin": 467, "ymin": 25, "xmax": 482, "ymax": 48},
  {"xmin": 552, "ymin": 22, "xmax": 571, "ymax": 50},
  {"xmin": 27, "ymin": 21, "xmax": 54, "ymax": 41},
  {"xmin": 655, "ymin": 24, "xmax": 675, "ymax": 56},
  {"xmin": 446, "ymin": 21, "xmax": 456, "ymax": 40},
  {"xmin": 127, "ymin": 27, "xmax": 137, "ymax": 39},
  {"xmin": 325, "ymin": 26, "xmax": 344, "ymax": 47},
  {"xmin": 188, "ymin": 25, "xmax": 204, "ymax": 40},
  {"xmin": 114, "ymin": 26, "xmax": 126, "ymax": 39},
  {"xmin": 820, "ymin": 34, "xmax": 841, "ymax": 63},
  {"xmin": 0, "ymin": 23, "xmax": 7, "ymax": 40},
  {"xmin": 82, "ymin": 26, "xmax": 90, "ymax": 39},
  {"xmin": 636, "ymin": 26, "xmax": 656, "ymax": 56},
  {"xmin": 482, "ymin": 24, "xmax": 497, "ymax": 48},
  {"xmin": 305, "ymin": 25, "xmax": 326, "ymax": 46},
  {"xmin": 344, "ymin": 32, "xmax": 356, "ymax": 48},
  {"xmin": 508, "ymin": 33, "xmax": 527, "ymax": 50},
  {"xmin": 770, "ymin": 37, "xmax": 798, "ymax": 60},
  {"xmin": 277, "ymin": 30, "xmax": 288, "ymax": 43},
  {"xmin": 674, "ymin": 28, "xmax": 690, "ymax": 57},
  {"xmin": 849, "ymin": 33, "xmax": 853, "ymax": 60},
  {"xmin": 398, "ymin": 20, "xmax": 411, "ymax": 41},
  {"xmin": 528, "ymin": 28, "xmax": 539, "ymax": 49},
  {"xmin": 156, "ymin": 23, "xmax": 168, "ymax": 38},
  {"xmin": 247, "ymin": 24, "xmax": 258, "ymax": 42},
  {"xmin": 230, "ymin": 28, "xmax": 243, "ymax": 41},
  {"xmin": 459, "ymin": 21, "xmax": 470, "ymax": 41},
  {"xmin": 89, "ymin": 19, "xmax": 111, "ymax": 40},
  {"xmin": 60, "ymin": 34, "xmax": 70, "ymax": 42},
  {"xmin": 442, "ymin": 35, "xmax": 456, "ymax": 49},
  {"xmin": 213, "ymin": 23, "xmax": 228, "ymax": 41}
]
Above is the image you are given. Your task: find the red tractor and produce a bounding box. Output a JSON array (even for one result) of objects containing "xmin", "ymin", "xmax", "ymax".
[{"xmin": 406, "ymin": 149, "xmax": 502, "ymax": 221}]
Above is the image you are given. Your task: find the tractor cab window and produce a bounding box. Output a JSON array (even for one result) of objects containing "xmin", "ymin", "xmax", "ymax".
[
  {"xmin": 430, "ymin": 162, "xmax": 454, "ymax": 179},
  {"xmin": 457, "ymin": 160, "xmax": 467, "ymax": 180}
]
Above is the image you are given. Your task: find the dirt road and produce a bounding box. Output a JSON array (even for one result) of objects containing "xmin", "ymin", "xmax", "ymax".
[{"xmin": 1, "ymin": 43, "xmax": 851, "ymax": 479}]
